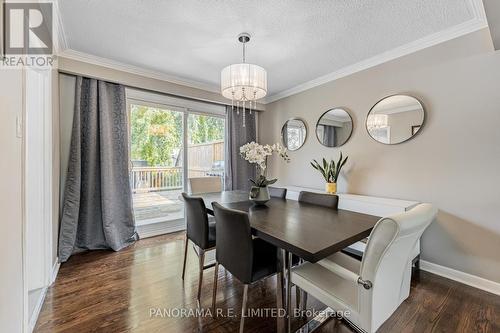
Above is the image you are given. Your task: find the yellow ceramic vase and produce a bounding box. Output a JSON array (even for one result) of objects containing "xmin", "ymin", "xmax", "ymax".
[{"xmin": 325, "ymin": 182, "xmax": 337, "ymax": 194}]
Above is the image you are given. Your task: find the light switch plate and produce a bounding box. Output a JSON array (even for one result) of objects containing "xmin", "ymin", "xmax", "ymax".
[{"xmin": 16, "ymin": 116, "xmax": 22, "ymax": 138}]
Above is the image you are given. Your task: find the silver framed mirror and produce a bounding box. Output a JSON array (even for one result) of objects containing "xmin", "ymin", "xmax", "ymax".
[
  {"xmin": 366, "ymin": 94, "xmax": 425, "ymax": 145},
  {"xmin": 315, "ymin": 108, "xmax": 353, "ymax": 147},
  {"xmin": 281, "ymin": 118, "xmax": 307, "ymax": 151}
]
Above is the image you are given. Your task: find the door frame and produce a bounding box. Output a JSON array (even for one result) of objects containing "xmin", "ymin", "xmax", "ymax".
[
  {"xmin": 22, "ymin": 66, "xmax": 54, "ymax": 332},
  {"xmin": 126, "ymin": 88, "xmax": 226, "ymax": 235}
]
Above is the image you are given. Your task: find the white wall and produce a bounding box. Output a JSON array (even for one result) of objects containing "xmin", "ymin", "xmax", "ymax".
[
  {"xmin": 25, "ymin": 68, "xmax": 47, "ymax": 291},
  {"xmin": 260, "ymin": 29, "xmax": 500, "ymax": 283},
  {"xmin": 387, "ymin": 109, "xmax": 422, "ymax": 144},
  {"xmin": 0, "ymin": 69, "xmax": 25, "ymax": 332}
]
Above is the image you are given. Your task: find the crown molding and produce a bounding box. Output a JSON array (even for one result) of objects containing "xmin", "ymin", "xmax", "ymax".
[
  {"xmin": 54, "ymin": 0, "xmax": 487, "ymax": 103},
  {"xmin": 58, "ymin": 49, "xmax": 221, "ymax": 93},
  {"xmin": 53, "ymin": 0, "xmax": 68, "ymax": 53},
  {"xmin": 263, "ymin": 0, "xmax": 488, "ymax": 104}
]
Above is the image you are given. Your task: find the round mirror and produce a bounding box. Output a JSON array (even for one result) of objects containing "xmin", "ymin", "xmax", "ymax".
[
  {"xmin": 366, "ymin": 95, "xmax": 425, "ymax": 144},
  {"xmin": 281, "ymin": 118, "xmax": 307, "ymax": 151},
  {"xmin": 315, "ymin": 108, "xmax": 353, "ymax": 147}
]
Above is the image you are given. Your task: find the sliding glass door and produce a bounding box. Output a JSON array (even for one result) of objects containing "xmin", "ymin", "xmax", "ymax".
[
  {"xmin": 129, "ymin": 102, "xmax": 185, "ymax": 225},
  {"xmin": 127, "ymin": 94, "xmax": 225, "ymax": 227},
  {"xmin": 187, "ymin": 113, "xmax": 225, "ymax": 180}
]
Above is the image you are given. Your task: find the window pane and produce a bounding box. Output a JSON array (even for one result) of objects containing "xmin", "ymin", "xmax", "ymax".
[
  {"xmin": 187, "ymin": 114, "xmax": 225, "ymax": 181},
  {"xmin": 129, "ymin": 103, "xmax": 184, "ymax": 224}
]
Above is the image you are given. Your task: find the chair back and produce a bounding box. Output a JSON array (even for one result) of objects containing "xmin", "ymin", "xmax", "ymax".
[
  {"xmin": 189, "ymin": 176, "xmax": 222, "ymax": 194},
  {"xmin": 269, "ymin": 186, "xmax": 287, "ymax": 199},
  {"xmin": 212, "ymin": 202, "xmax": 253, "ymax": 283},
  {"xmin": 298, "ymin": 191, "xmax": 338, "ymax": 209},
  {"xmin": 360, "ymin": 203, "xmax": 437, "ymax": 331},
  {"xmin": 182, "ymin": 192, "xmax": 210, "ymax": 249}
]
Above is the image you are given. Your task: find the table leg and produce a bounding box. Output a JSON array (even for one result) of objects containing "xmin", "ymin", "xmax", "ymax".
[
  {"xmin": 295, "ymin": 307, "xmax": 337, "ymax": 333},
  {"xmin": 276, "ymin": 248, "xmax": 287, "ymax": 333}
]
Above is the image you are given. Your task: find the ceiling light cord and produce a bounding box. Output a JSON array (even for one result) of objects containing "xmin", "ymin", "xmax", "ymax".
[{"xmin": 242, "ymin": 40, "xmax": 246, "ymax": 63}]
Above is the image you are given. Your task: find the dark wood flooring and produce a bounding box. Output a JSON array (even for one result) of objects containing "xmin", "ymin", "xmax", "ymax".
[{"xmin": 35, "ymin": 232, "xmax": 500, "ymax": 333}]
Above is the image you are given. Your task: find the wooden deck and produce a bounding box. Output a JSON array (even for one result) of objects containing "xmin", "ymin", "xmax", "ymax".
[{"xmin": 133, "ymin": 189, "xmax": 184, "ymax": 224}]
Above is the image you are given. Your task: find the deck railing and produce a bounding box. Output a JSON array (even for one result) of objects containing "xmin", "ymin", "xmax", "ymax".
[
  {"xmin": 130, "ymin": 140, "xmax": 225, "ymax": 192},
  {"xmin": 130, "ymin": 166, "xmax": 183, "ymax": 192}
]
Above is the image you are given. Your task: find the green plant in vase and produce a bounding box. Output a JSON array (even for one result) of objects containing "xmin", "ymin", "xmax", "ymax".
[
  {"xmin": 240, "ymin": 142, "xmax": 290, "ymax": 204},
  {"xmin": 310, "ymin": 152, "xmax": 348, "ymax": 194}
]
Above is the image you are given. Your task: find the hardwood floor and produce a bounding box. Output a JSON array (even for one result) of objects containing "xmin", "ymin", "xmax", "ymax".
[{"xmin": 35, "ymin": 232, "xmax": 500, "ymax": 333}]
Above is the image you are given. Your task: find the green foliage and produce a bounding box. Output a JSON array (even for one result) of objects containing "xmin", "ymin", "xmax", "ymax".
[
  {"xmin": 249, "ymin": 175, "xmax": 278, "ymax": 188},
  {"xmin": 187, "ymin": 113, "xmax": 224, "ymax": 144},
  {"xmin": 130, "ymin": 104, "xmax": 224, "ymax": 167},
  {"xmin": 310, "ymin": 152, "xmax": 348, "ymax": 183},
  {"xmin": 130, "ymin": 104, "xmax": 182, "ymax": 166}
]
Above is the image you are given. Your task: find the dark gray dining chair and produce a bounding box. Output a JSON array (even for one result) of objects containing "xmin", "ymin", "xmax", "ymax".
[
  {"xmin": 268, "ymin": 186, "xmax": 287, "ymax": 199},
  {"xmin": 298, "ymin": 191, "xmax": 339, "ymax": 209},
  {"xmin": 299, "ymin": 191, "xmax": 362, "ymax": 259},
  {"xmin": 211, "ymin": 202, "xmax": 278, "ymax": 333},
  {"xmin": 295, "ymin": 191, "xmax": 339, "ymax": 308},
  {"xmin": 181, "ymin": 192, "xmax": 216, "ymax": 306}
]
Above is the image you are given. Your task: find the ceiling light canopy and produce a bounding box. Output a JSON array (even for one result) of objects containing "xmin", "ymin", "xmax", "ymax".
[{"xmin": 221, "ymin": 33, "xmax": 267, "ymax": 127}]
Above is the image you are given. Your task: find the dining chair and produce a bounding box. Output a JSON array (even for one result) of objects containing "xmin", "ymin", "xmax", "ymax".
[
  {"xmin": 298, "ymin": 190, "xmax": 339, "ymax": 209},
  {"xmin": 268, "ymin": 186, "xmax": 287, "ymax": 199},
  {"xmin": 188, "ymin": 176, "xmax": 222, "ymax": 194},
  {"xmin": 294, "ymin": 190, "xmax": 339, "ymax": 306},
  {"xmin": 181, "ymin": 192, "xmax": 216, "ymax": 306},
  {"xmin": 211, "ymin": 202, "xmax": 278, "ymax": 333},
  {"xmin": 291, "ymin": 203, "xmax": 437, "ymax": 333}
]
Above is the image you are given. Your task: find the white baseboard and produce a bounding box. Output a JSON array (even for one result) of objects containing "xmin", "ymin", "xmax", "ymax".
[
  {"xmin": 28, "ymin": 258, "xmax": 60, "ymax": 332},
  {"xmin": 420, "ymin": 260, "xmax": 500, "ymax": 296},
  {"xmin": 28, "ymin": 287, "xmax": 48, "ymax": 332},
  {"xmin": 51, "ymin": 258, "xmax": 61, "ymax": 285},
  {"xmin": 137, "ymin": 219, "xmax": 185, "ymax": 239}
]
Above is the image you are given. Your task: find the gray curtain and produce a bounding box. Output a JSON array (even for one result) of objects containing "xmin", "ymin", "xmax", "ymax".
[
  {"xmin": 224, "ymin": 106, "xmax": 257, "ymax": 191},
  {"xmin": 322, "ymin": 125, "xmax": 337, "ymax": 146},
  {"xmin": 282, "ymin": 123, "xmax": 288, "ymax": 147},
  {"xmin": 58, "ymin": 76, "xmax": 137, "ymax": 262}
]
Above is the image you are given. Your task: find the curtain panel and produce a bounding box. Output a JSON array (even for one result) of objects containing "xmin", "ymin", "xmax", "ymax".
[
  {"xmin": 224, "ymin": 107, "xmax": 257, "ymax": 191},
  {"xmin": 58, "ymin": 76, "xmax": 137, "ymax": 262}
]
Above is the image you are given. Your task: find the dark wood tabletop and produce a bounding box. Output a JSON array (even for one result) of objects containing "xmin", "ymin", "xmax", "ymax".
[{"xmin": 196, "ymin": 190, "xmax": 381, "ymax": 263}]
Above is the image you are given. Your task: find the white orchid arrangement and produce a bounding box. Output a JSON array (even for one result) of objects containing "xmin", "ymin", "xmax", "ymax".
[{"xmin": 240, "ymin": 142, "xmax": 290, "ymax": 188}]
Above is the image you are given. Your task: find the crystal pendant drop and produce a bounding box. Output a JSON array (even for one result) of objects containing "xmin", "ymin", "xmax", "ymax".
[{"xmin": 242, "ymin": 101, "xmax": 246, "ymax": 127}]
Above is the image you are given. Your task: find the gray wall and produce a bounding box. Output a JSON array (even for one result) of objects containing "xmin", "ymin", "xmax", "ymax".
[
  {"xmin": 59, "ymin": 74, "xmax": 76, "ymax": 212},
  {"xmin": 259, "ymin": 28, "xmax": 500, "ymax": 283},
  {"xmin": 58, "ymin": 57, "xmax": 265, "ymax": 110}
]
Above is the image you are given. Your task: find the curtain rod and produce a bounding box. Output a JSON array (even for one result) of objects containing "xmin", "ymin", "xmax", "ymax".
[{"xmin": 58, "ymin": 70, "xmax": 265, "ymax": 111}]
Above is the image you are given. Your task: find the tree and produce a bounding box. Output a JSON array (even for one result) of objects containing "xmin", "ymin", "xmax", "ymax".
[
  {"xmin": 130, "ymin": 105, "xmax": 182, "ymax": 166},
  {"xmin": 188, "ymin": 114, "xmax": 224, "ymax": 144},
  {"xmin": 130, "ymin": 104, "xmax": 224, "ymax": 166}
]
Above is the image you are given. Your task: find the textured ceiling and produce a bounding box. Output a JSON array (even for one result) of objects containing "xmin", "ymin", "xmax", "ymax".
[{"xmin": 59, "ymin": 0, "xmax": 480, "ymax": 100}]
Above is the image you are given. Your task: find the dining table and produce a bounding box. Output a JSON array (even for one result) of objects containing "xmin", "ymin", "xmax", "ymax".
[{"xmin": 194, "ymin": 190, "xmax": 381, "ymax": 333}]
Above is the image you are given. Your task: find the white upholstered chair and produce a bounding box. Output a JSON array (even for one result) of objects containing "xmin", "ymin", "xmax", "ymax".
[
  {"xmin": 291, "ymin": 203, "xmax": 437, "ymax": 333},
  {"xmin": 188, "ymin": 176, "xmax": 222, "ymax": 194}
]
